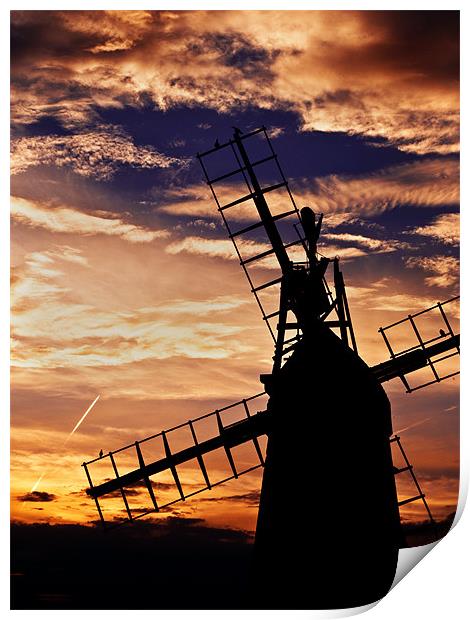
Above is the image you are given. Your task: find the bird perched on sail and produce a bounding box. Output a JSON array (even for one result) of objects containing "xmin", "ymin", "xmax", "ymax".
[
  {"xmin": 214, "ymin": 138, "xmax": 220, "ymax": 148},
  {"xmin": 99, "ymin": 449, "xmax": 103, "ymax": 458}
]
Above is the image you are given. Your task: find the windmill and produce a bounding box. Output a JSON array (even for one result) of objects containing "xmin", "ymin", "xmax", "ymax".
[{"xmin": 81, "ymin": 127, "xmax": 460, "ymax": 609}]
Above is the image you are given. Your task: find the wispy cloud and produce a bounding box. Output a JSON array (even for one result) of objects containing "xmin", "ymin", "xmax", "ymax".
[
  {"xmin": 11, "ymin": 247, "xmax": 253, "ymax": 369},
  {"xmin": 158, "ymin": 159, "xmax": 459, "ymax": 225},
  {"xmin": 405, "ymin": 255, "xmax": 459, "ymax": 288},
  {"xmin": 305, "ymin": 159, "xmax": 459, "ymax": 215},
  {"xmin": 157, "ymin": 186, "xmax": 231, "ymax": 219},
  {"xmin": 11, "ymin": 196, "xmax": 168, "ymax": 243},
  {"xmin": 317, "ymin": 244, "xmax": 367, "ymax": 260},
  {"xmin": 165, "ymin": 235, "xmax": 270, "ymax": 262},
  {"xmin": 346, "ymin": 278, "xmax": 437, "ymax": 313},
  {"xmin": 165, "ymin": 234, "xmax": 366, "ymax": 266},
  {"xmin": 11, "ymin": 125, "xmax": 186, "ymax": 180},
  {"xmin": 407, "ymin": 213, "xmax": 459, "ymax": 247},
  {"xmin": 62, "ymin": 9, "xmax": 154, "ymax": 54},
  {"xmin": 322, "ymin": 232, "xmax": 411, "ymax": 254},
  {"xmin": 165, "ymin": 229, "xmax": 411, "ymax": 268}
]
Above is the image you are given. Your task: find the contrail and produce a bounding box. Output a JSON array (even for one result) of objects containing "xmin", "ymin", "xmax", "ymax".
[
  {"xmin": 394, "ymin": 416, "xmax": 433, "ymax": 435},
  {"xmin": 30, "ymin": 473, "xmax": 45, "ymax": 494},
  {"xmin": 65, "ymin": 395, "xmax": 100, "ymax": 443},
  {"xmin": 28, "ymin": 395, "xmax": 100, "ymax": 495}
]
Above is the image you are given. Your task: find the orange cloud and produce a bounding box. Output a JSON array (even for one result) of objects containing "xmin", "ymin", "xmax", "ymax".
[
  {"xmin": 164, "ymin": 231, "xmax": 405, "ymax": 268},
  {"xmin": 11, "ymin": 11, "xmax": 459, "ymax": 153},
  {"xmin": 61, "ymin": 10, "xmax": 154, "ymax": 54},
  {"xmin": 11, "ymin": 125, "xmax": 186, "ymax": 180},
  {"xmin": 11, "ymin": 196, "xmax": 169, "ymax": 242},
  {"xmin": 158, "ymin": 159, "xmax": 459, "ymax": 226},
  {"xmin": 165, "ymin": 235, "xmax": 270, "ymax": 261},
  {"xmin": 409, "ymin": 213, "xmax": 459, "ymax": 246},
  {"xmin": 347, "ymin": 279, "xmax": 437, "ymax": 315},
  {"xmin": 11, "ymin": 243, "xmax": 257, "ymax": 373},
  {"xmin": 405, "ymin": 255, "xmax": 459, "ymax": 288},
  {"xmin": 307, "ymin": 159, "xmax": 459, "ymax": 215},
  {"xmin": 321, "ymin": 233, "xmax": 411, "ymax": 254}
]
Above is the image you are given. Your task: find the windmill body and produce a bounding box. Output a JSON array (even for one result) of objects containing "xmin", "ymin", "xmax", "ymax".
[
  {"xmin": 255, "ymin": 327, "xmax": 400, "ymax": 607},
  {"xmin": 81, "ymin": 127, "xmax": 460, "ymax": 609}
]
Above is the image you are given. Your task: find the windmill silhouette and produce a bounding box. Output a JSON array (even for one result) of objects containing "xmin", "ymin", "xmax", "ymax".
[{"xmin": 82, "ymin": 127, "xmax": 460, "ymax": 609}]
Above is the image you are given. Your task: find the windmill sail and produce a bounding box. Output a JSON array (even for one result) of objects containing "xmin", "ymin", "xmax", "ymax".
[
  {"xmin": 84, "ymin": 409, "xmax": 434, "ymax": 531},
  {"xmin": 378, "ymin": 296, "xmax": 459, "ymax": 392},
  {"xmin": 83, "ymin": 301, "xmax": 458, "ymax": 527},
  {"xmin": 197, "ymin": 127, "xmax": 305, "ymax": 343},
  {"xmin": 197, "ymin": 127, "xmax": 356, "ymax": 369},
  {"xmin": 83, "ymin": 392, "xmax": 269, "ymax": 525}
]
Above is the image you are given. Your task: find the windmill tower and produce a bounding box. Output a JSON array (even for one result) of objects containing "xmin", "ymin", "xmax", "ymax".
[{"xmin": 82, "ymin": 127, "xmax": 460, "ymax": 609}]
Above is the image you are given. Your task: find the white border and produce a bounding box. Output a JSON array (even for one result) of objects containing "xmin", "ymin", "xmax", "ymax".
[{"xmin": 3, "ymin": 2, "xmax": 468, "ymax": 618}]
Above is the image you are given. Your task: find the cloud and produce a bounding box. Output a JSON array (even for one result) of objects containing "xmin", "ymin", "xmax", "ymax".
[
  {"xmin": 408, "ymin": 213, "xmax": 459, "ymax": 246},
  {"xmin": 317, "ymin": 244, "xmax": 366, "ymax": 260},
  {"xmin": 11, "ymin": 196, "xmax": 168, "ymax": 243},
  {"xmin": 165, "ymin": 235, "xmax": 268, "ymax": 261},
  {"xmin": 200, "ymin": 491, "xmax": 260, "ymax": 506},
  {"xmin": 158, "ymin": 159, "xmax": 459, "ymax": 225},
  {"xmin": 404, "ymin": 255, "xmax": 459, "ymax": 288},
  {"xmin": 187, "ymin": 219, "xmax": 217, "ymax": 230},
  {"xmin": 11, "ymin": 250, "xmax": 70, "ymax": 305},
  {"xmin": 11, "ymin": 11, "xmax": 459, "ymax": 153},
  {"xmin": 165, "ymin": 229, "xmax": 410, "ymax": 269},
  {"xmin": 11, "ymin": 247, "xmax": 253, "ymax": 369},
  {"xmin": 165, "ymin": 234, "xmax": 319, "ymax": 271},
  {"xmin": 157, "ymin": 185, "xmax": 233, "ymax": 220},
  {"xmin": 18, "ymin": 491, "xmax": 56, "ymax": 502},
  {"xmin": 62, "ymin": 10, "xmax": 154, "ymax": 54},
  {"xmin": 305, "ymin": 159, "xmax": 459, "ymax": 215},
  {"xmin": 322, "ymin": 233, "xmax": 411, "ymax": 254},
  {"xmin": 11, "ymin": 125, "xmax": 186, "ymax": 180},
  {"xmin": 153, "ymin": 297, "xmax": 249, "ymax": 315},
  {"xmin": 347, "ymin": 278, "xmax": 437, "ymax": 313},
  {"xmin": 268, "ymin": 126, "xmax": 285, "ymax": 139}
]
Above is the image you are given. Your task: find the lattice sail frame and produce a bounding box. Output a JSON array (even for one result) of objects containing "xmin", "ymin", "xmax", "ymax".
[
  {"xmin": 83, "ymin": 393, "xmax": 269, "ymax": 527},
  {"xmin": 378, "ymin": 296, "xmax": 459, "ymax": 392},
  {"xmin": 83, "ymin": 396, "xmax": 432, "ymax": 529},
  {"xmin": 197, "ymin": 126, "xmax": 303, "ymax": 342},
  {"xmin": 196, "ymin": 126, "xmax": 357, "ymax": 366}
]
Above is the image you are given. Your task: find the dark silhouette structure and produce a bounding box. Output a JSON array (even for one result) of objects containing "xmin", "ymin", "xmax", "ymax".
[{"xmin": 82, "ymin": 127, "xmax": 460, "ymax": 609}]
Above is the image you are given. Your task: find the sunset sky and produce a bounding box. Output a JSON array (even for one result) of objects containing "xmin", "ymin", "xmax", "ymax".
[{"xmin": 10, "ymin": 9, "xmax": 459, "ymax": 533}]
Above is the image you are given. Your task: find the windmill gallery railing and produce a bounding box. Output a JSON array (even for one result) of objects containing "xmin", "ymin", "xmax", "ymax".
[{"xmin": 83, "ymin": 300, "xmax": 458, "ymax": 528}]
